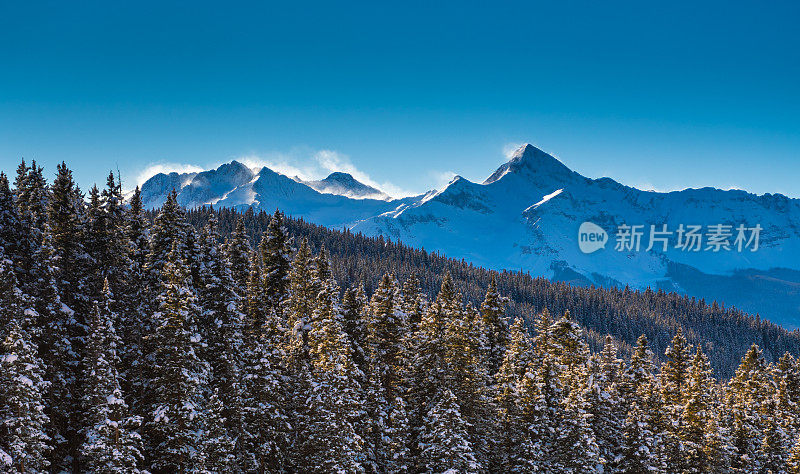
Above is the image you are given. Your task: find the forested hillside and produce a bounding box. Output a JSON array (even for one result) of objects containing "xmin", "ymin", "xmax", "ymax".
[
  {"xmin": 2, "ymin": 161, "xmax": 800, "ymax": 472},
  {"xmin": 181, "ymin": 206, "xmax": 800, "ymax": 380}
]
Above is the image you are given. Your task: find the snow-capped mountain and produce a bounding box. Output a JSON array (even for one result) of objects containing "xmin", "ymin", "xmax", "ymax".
[
  {"xmin": 138, "ymin": 145, "xmax": 800, "ymax": 328},
  {"xmin": 302, "ymin": 172, "xmax": 390, "ymax": 200},
  {"xmin": 139, "ymin": 161, "xmax": 417, "ymax": 228}
]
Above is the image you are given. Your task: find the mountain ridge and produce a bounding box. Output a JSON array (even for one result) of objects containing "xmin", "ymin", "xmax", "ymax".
[{"xmin": 138, "ymin": 144, "xmax": 800, "ymax": 328}]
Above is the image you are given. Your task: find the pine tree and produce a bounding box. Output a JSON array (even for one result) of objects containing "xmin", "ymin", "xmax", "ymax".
[
  {"xmin": 143, "ymin": 243, "xmax": 210, "ymax": 473},
  {"xmin": 119, "ymin": 186, "xmax": 150, "ymax": 416},
  {"xmin": 494, "ymin": 317, "xmax": 534, "ymax": 472},
  {"xmin": 225, "ymin": 217, "xmax": 252, "ymax": 299},
  {"xmin": 341, "ymin": 284, "xmax": 369, "ymax": 375},
  {"xmin": 660, "ymin": 328, "xmax": 694, "ymax": 469},
  {"xmin": 681, "ymin": 347, "xmax": 728, "ymax": 473},
  {"xmin": 368, "ymin": 273, "xmax": 406, "ymax": 402},
  {"xmin": 197, "ymin": 213, "xmax": 245, "ymax": 431},
  {"xmin": 284, "ymin": 238, "xmax": 316, "ymax": 356},
  {"xmin": 418, "ymin": 389, "xmax": 481, "ymax": 473},
  {"xmin": 48, "ymin": 163, "xmax": 90, "ymax": 471},
  {"xmin": 144, "ymin": 190, "xmax": 188, "ymax": 287},
  {"xmin": 0, "ymin": 287, "xmax": 51, "ymax": 473},
  {"xmin": 0, "ymin": 173, "xmax": 23, "ymax": 276},
  {"xmin": 547, "ymin": 311, "xmax": 602, "ymax": 473},
  {"xmin": 13, "ymin": 160, "xmax": 49, "ymax": 290},
  {"xmin": 400, "ymin": 273, "xmax": 425, "ymax": 332},
  {"xmin": 384, "ymin": 396, "xmax": 412, "ymax": 474},
  {"xmin": 480, "ymin": 275, "xmax": 509, "ymax": 379},
  {"xmin": 302, "ymin": 266, "xmax": 366, "ymax": 473},
  {"xmin": 404, "ymin": 274, "xmax": 458, "ymax": 463},
  {"xmin": 261, "ymin": 210, "xmax": 292, "ymax": 317},
  {"xmin": 726, "ymin": 344, "xmax": 774, "ymax": 470},
  {"xmin": 587, "ymin": 335, "xmax": 626, "ymax": 470},
  {"xmin": 200, "ymin": 389, "xmax": 236, "ymax": 473},
  {"xmin": 80, "ymin": 282, "xmax": 143, "ymax": 473},
  {"xmin": 240, "ymin": 306, "xmax": 288, "ymax": 471},
  {"xmin": 618, "ymin": 335, "xmax": 664, "ymax": 473}
]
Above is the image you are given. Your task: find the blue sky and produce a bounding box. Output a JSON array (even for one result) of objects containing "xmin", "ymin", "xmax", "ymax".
[{"xmin": 1, "ymin": 0, "xmax": 798, "ymax": 197}]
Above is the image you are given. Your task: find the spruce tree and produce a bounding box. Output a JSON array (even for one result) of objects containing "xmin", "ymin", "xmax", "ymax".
[
  {"xmin": 494, "ymin": 317, "xmax": 534, "ymax": 472},
  {"xmin": 0, "ymin": 173, "xmax": 22, "ymax": 276},
  {"xmin": 197, "ymin": 213, "xmax": 245, "ymax": 430},
  {"xmin": 225, "ymin": 217, "xmax": 252, "ymax": 299},
  {"xmin": 261, "ymin": 210, "xmax": 292, "ymax": 317},
  {"xmin": 0, "ymin": 296, "xmax": 51, "ymax": 473},
  {"xmin": 681, "ymin": 347, "xmax": 728, "ymax": 473},
  {"xmin": 303, "ymin": 266, "xmax": 366, "ymax": 473},
  {"xmin": 418, "ymin": 389, "xmax": 480, "ymax": 473},
  {"xmin": 143, "ymin": 243, "xmax": 210, "ymax": 473},
  {"xmin": 240, "ymin": 306, "xmax": 288, "ymax": 472},
  {"xmin": 80, "ymin": 282, "xmax": 143, "ymax": 473},
  {"xmin": 200, "ymin": 389, "xmax": 236, "ymax": 473},
  {"xmin": 480, "ymin": 275, "xmax": 509, "ymax": 379},
  {"xmin": 587, "ymin": 335, "xmax": 626, "ymax": 470},
  {"xmin": 726, "ymin": 344, "xmax": 774, "ymax": 470}
]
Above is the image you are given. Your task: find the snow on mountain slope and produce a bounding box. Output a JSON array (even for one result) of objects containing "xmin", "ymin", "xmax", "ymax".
[
  {"xmin": 303, "ymin": 172, "xmax": 390, "ymax": 200},
  {"xmin": 351, "ymin": 144, "xmax": 800, "ymax": 328},
  {"xmin": 138, "ymin": 144, "xmax": 800, "ymax": 328},
  {"xmin": 139, "ymin": 161, "xmax": 418, "ymax": 228}
]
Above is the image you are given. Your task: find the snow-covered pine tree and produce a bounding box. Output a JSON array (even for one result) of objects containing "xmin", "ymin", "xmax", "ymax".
[
  {"xmin": 144, "ymin": 189, "xmax": 188, "ymax": 288},
  {"xmin": 225, "ymin": 217, "xmax": 252, "ymax": 299},
  {"xmin": 200, "ymin": 389, "xmax": 236, "ymax": 473},
  {"xmin": 118, "ymin": 185, "xmax": 150, "ymax": 417},
  {"xmin": 494, "ymin": 317, "xmax": 534, "ymax": 472},
  {"xmin": 12, "ymin": 160, "xmax": 49, "ymax": 291},
  {"xmin": 0, "ymin": 173, "xmax": 23, "ymax": 278},
  {"xmin": 547, "ymin": 311, "xmax": 602, "ymax": 473},
  {"xmin": 341, "ymin": 285, "xmax": 369, "ymax": 376},
  {"xmin": 284, "ymin": 238, "xmax": 317, "ymax": 357},
  {"xmin": 617, "ymin": 335, "xmax": 665, "ymax": 472},
  {"xmin": 586, "ymin": 335, "xmax": 626, "ymax": 470},
  {"xmin": 418, "ymin": 389, "xmax": 481, "ymax": 474},
  {"xmin": 261, "ymin": 210, "xmax": 292, "ymax": 318},
  {"xmin": 29, "ymin": 229, "xmax": 79, "ymax": 471},
  {"xmin": 80, "ymin": 281, "xmax": 143, "ymax": 473},
  {"xmin": 403, "ymin": 275, "xmax": 458, "ymax": 464},
  {"xmin": 774, "ymin": 352, "xmax": 800, "ymax": 442},
  {"xmin": 400, "ymin": 273, "xmax": 425, "ymax": 332},
  {"xmin": 383, "ymin": 396, "xmax": 412, "ymax": 474},
  {"xmin": 303, "ymin": 261, "xmax": 366, "ymax": 473},
  {"xmin": 659, "ymin": 327, "xmax": 694, "ymax": 469},
  {"xmin": 143, "ymin": 242, "xmax": 210, "ymax": 473},
  {"xmin": 368, "ymin": 273, "xmax": 406, "ymax": 402},
  {"xmin": 444, "ymin": 300, "xmax": 492, "ymax": 468},
  {"xmin": 479, "ymin": 275, "xmax": 509, "ymax": 379},
  {"xmin": 681, "ymin": 347, "xmax": 729, "ymax": 472},
  {"xmin": 725, "ymin": 344, "xmax": 774, "ymax": 470},
  {"xmin": 197, "ymin": 213, "xmax": 245, "ymax": 429},
  {"xmin": 759, "ymin": 397, "xmax": 790, "ymax": 473},
  {"xmin": 240, "ymin": 305, "xmax": 289, "ymax": 472},
  {"xmin": 48, "ymin": 163, "xmax": 91, "ymax": 471},
  {"xmin": 0, "ymin": 273, "xmax": 51, "ymax": 473}
]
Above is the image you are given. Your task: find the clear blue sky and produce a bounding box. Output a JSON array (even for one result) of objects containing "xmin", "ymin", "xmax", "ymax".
[{"xmin": 1, "ymin": 0, "xmax": 798, "ymax": 197}]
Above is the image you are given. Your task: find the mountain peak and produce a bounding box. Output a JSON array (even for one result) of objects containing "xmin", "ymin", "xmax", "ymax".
[
  {"xmin": 323, "ymin": 172, "xmax": 357, "ymax": 184},
  {"xmin": 484, "ymin": 143, "xmax": 576, "ymax": 185},
  {"xmin": 305, "ymin": 172, "xmax": 389, "ymax": 200}
]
